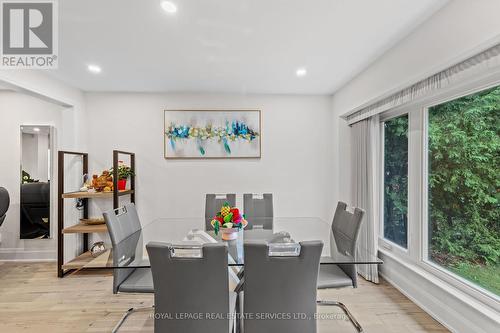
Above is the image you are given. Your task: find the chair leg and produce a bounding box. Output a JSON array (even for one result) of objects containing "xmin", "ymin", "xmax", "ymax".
[
  {"xmin": 317, "ymin": 300, "xmax": 363, "ymax": 333},
  {"xmin": 237, "ymin": 267, "xmax": 244, "ymax": 280},
  {"xmin": 112, "ymin": 305, "xmax": 154, "ymax": 333},
  {"xmin": 237, "ymin": 292, "xmax": 244, "ymax": 333}
]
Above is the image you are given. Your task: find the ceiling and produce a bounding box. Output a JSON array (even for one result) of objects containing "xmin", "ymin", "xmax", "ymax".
[{"xmin": 47, "ymin": 0, "xmax": 449, "ymax": 94}]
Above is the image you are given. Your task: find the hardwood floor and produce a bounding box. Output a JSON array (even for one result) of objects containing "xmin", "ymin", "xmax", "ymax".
[{"xmin": 0, "ymin": 261, "xmax": 449, "ymax": 333}]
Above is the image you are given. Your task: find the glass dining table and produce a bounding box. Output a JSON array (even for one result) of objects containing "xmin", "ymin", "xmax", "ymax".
[
  {"xmin": 106, "ymin": 216, "xmax": 382, "ymax": 333},
  {"xmin": 106, "ymin": 217, "xmax": 382, "ymax": 269}
]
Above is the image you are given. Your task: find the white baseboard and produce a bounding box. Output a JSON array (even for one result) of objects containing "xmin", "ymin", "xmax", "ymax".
[
  {"xmin": 379, "ymin": 251, "xmax": 499, "ymax": 333},
  {"xmin": 380, "ymin": 271, "xmax": 456, "ymax": 332},
  {"xmin": 0, "ymin": 248, "xmax": 56, "ymax": 261}
]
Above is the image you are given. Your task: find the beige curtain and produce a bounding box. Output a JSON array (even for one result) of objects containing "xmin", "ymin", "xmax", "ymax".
[{"xmin": 351, "ymin": 115, "xmax": 380, "ymax": 283}]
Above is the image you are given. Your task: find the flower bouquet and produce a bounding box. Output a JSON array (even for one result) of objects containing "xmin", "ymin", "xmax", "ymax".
[{"xmin": 210, "ymin": 202, "xmax": 248, "ymax": 240}]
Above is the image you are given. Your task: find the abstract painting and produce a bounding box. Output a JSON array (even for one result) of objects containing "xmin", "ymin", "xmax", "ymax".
[{"xmin": 164, "ymin": 110, "xmax": 261, "ymax": 159}]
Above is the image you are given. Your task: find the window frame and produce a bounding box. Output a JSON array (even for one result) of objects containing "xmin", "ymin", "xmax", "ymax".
[
  {"xmin": 379, "ymin": 111, "xmax": 411, "ymax": 257},
  {"xmin": 420, "ymin": 81, "xmax": 500, "ymax": 305},
  {"xmin": 377, "ymin": 73, "xmax": 500, "ymax": 309}
]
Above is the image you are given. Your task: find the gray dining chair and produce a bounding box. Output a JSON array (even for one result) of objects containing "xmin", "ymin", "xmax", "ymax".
[
  {"xmin": 146, "ymin": 241, "xmax": 237, "ymax": 333},
  {"xmin": 183, "ymin": 229, "xmax": 242, "ymax": 290},
  {"xmin": 241, "ymin": 240, "xmax": 323, "ymax": 333},
  {"xmin": 103, "ymin": 203, "xmax": 154, "ymax": 333},
  {"xmin": 317, "ymin": 201, "xmax": 365, "ymax": 332},
  {"xmin": 243, "ymin": 193, "xmax": 273, "ymax": 229},
  {"xmin": 234, "ymin": 230, "xmax": 295, "ymax": 284},
  {"xmin": 205, "ymin": 193, "xmax": 236, "ymax": 229},
  {"xmin": 0, "ymin": 187, "xmax": 10, "ymax": 226}
]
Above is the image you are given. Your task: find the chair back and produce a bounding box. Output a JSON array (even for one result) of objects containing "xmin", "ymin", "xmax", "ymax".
[
  {"xmin": 20, "ymin": 183, "xmax": 50, "ymax": 238},
  {"xmin": 243, "ymin": 193, "xmax": 273, "ymax": 229},
  {"xmin": 329, "ymin": 202, "xmax": 365, "ymax": 288},
  {"xmin": 21, "ymin": 182, "xmax": 50, "ymax": 204},
  {"xmin": 331, "ymin": 202, "xmax": 364, "ymax": 256},
  {"xmin": 243, "ymin": 240, "xmax": 323, "ymax": 333},
  {"xmin": 104, "ymin": 203, "xmax": 141, "ymax": 245},
  {"xmin": 205, "ymin": 193, "xmax": 236, "ymax": 229},
  {"xmin": 103, "ymin": 203, "xmax": 142, "ymax": 293},
  {"xmin": 0, "ymin": 187, "xmax": 10, "ymax": 226},
  {"xmin": 146, "ymin": 242, "xmax": 230, "ymax": 333}
]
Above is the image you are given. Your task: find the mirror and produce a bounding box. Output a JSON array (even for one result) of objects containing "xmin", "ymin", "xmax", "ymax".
[{"xmin": 20, "ymin": 125, "xmax": 52, "ymax": 239}]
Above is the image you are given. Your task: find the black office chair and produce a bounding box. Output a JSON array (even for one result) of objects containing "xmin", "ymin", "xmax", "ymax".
[
  {"xmin": 20, "ymin": 182, "xmax": 50, "ymax": 238},
  {"xmin": 0, "ymin": 187, "xmax": 10, "ymax": 226}
]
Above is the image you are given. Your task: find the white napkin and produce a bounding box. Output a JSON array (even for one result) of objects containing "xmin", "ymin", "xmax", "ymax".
[{"xmin": 184, "ymin": 229, "xmax": 218, "ymax": 243}]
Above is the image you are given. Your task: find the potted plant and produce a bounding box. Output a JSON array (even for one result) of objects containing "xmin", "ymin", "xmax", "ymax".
[
  {"xmin": 211, "ymin": 202, "xmax": 248, "ymax": 240},
  {"xmin": 21, "ymin": 170, "xmax": 38, "ymax": 184},
  {"xmin": 110, "ymin": 161, "xmax": 134, "ymax": 191}
]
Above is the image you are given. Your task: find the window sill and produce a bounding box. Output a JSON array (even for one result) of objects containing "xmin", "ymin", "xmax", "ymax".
[
  {"xmin": 418, "ymin": 259, "xmax": 499, "ymax": 307},
  {"xmin": 378, "ymin": 248, "xmax": 500, "ymax": 315},
  {"xmin": 378, "ymin": 237, "xmax": 409, "ymax": 257}
]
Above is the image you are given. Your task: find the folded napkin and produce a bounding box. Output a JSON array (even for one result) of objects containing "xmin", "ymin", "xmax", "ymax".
[{"xmin": 184, "ymin": 229, "xmax": 218, "ymax": 244}]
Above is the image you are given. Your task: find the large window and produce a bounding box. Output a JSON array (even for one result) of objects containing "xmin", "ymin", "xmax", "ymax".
[
  {"xmin": 383, "ymin": 114, "xmax": 408, "ymax": 249},
  {"xmin": 427, "ymin": 85, "xmax": 500, "ymax": 296}
]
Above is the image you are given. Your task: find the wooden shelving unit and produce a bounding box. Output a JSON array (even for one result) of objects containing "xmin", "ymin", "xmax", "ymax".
[
  {"xmin": 61, "ymin": 189, "xmax": 134, "ymax": 199},
  {"xmin": 57, "ymin": 150, "xmax": 136, "ymax": 277},
  {"xmin": 62, "ymin": 222, "xmax": 108, "ymax": 234},
  {"xmin": 62, "ymin": 249, "xmax": 113, "ymax": 269}
]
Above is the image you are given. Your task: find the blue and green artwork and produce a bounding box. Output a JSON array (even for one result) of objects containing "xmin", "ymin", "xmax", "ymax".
[{"xmin": 164, "ymin": 110, "xmax": 261, "ymax": 158}]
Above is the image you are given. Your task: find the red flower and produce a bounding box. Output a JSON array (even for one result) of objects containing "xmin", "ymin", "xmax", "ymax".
[{"xmin": 230, "ymin": 208, "xmax": 240, "ymax": 221}]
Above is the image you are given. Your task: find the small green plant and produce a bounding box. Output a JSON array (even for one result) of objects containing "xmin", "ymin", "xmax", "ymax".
[
  {"xmin": 21, "ymin": 170, "xmax": 38, "ymax": 184},
  {"xmin": 109, "ymin": 164, "xmax": 134, "ymax": 180}
]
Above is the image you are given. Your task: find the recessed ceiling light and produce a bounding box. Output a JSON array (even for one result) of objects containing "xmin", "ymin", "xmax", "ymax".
[
  {"xmin": 296, "ymin": 67, "xmax": 307, "ymax": 77},
  {"xmin": 161, "ymin": 1, "xmax": 177, "ymax": 14},
  {"xmin": 87, "ymin": 64, "xmax": 102, "ymax": 74},
  {"xmin": 33, "ymin": 127, "xmax": 40, "ymax": 132}
]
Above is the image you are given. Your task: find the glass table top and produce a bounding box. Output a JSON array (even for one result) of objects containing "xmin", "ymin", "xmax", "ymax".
[{"xmin": 104, "ymin": 217, "xmax": 383, "ymax": 269}]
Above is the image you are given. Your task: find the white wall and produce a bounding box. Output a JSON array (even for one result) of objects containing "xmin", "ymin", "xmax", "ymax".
[
  {"xmin": 332, "ymin": 0, "xmax": 500, "ymax": 117},
  {"xmin": 0, "ymin": 70, "xmax": 87, "ymax": 150},
  {"xmin": 0, "ymin": 71, "xmax": 87, "ymax": 261},
  {"xmin": 333, "ymin": 0, "xmax": 500, "ymax": 204},
  {"xmin": 0, "ymin": 92, "xmax": 64, "ymax": 259},
  {"xmin": 331, "ymin": 1, "xmax": 500, "ymax": 332},
  {"xmin": 84, "ymin": 93, "xmax": 335, "ymax": 225}
]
